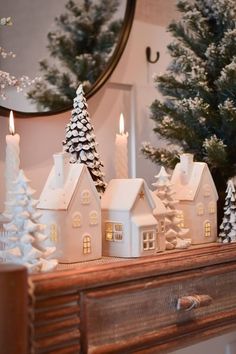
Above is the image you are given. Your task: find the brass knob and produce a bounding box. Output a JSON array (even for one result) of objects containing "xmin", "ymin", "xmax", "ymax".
[{"xmin": 177, "ymin": 294, "xmax": 213, "ymax": 311}]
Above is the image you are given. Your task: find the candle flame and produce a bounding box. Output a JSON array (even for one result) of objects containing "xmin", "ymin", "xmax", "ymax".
[
  {"xmin": 9, "ymin": 110, "xmax": 15, "ymax": 135},
  {"xmin": 119, "ymin": 113, "xmax": 125, "ymax": 135}
]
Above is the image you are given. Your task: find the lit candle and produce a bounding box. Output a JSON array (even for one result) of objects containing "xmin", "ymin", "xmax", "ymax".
[
  {"xmin": 5, "ymin": 111, "xmax": 20, "ymax": 210},
  {"xmin": 115, "ymin": 113, "xmax": 129, "ymax": 179}
]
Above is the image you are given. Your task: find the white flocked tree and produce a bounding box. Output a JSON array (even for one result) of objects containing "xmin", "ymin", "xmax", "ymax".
[
  {"xmin": 0, "ymin": 170, "xmax": 57, "ymax": 272},
  {"xmin": 218, "ymin": 179, "xmax": 236, "ymax": 243},
  {"xmin": 153, "ymin": 166, "xmax": 191, "ymax": 249},
  {"xmin": 63, "ymin": 84, "xmax": 106, "ymax": 194}
]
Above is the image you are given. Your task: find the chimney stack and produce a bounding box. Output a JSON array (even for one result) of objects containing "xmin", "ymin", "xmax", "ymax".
[
  {"xmin": 179, "ymin": 153, "xmax": 194, "ymax": 183},
  {"xmin": 53, "ymin": 152, "xmax": 65, "ymax": 188}
]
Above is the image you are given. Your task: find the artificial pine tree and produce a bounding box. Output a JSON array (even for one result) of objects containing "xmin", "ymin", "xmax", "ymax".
[
  {"xmin": 0, "ymin": 170, "xmax": 57, "ymax": 272},
  {"xmin": 27, "ymin": 0, "xmax": 122, "ymax": 111},
  {"xmin": 218, "ymin": 179, "xmax": 236, "ymax": 243},
  {"xmin": 153, "ymin": 166, "xmax": 190, "ymax": 249},
  {"xmin": 63, "ymin": 84, "xmax": 106, "ymax": 194},
  {"xmin": 142, "ymin": 0, "xmax": 236, "ymax": 201}
]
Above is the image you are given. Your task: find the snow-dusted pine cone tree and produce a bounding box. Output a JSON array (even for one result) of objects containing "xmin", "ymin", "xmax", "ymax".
[
  {"xmin": 153, "ymin": 166, "xmax": 190, "ymax": 250},
  {"xmin": 218, "ymin": 179, "xmax": 236, "ymax": 243},
  {"xmin": 0, "ymin": 170, "xmax": 57, "ymax": 273},
  {"xmin": 63, "ymin": 84, "xmax": 106, "ymax": 194}
]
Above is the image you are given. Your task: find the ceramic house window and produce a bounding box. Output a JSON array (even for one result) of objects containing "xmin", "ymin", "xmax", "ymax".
[
  {"xmin": 72, "ymin": 212, "xmax": 82, "ymax": 228},
  {"xmin": 50, "ymin": 224, "xmax": 58, "ymax": 243},
  {"xmin": 105, "ymin": 222, "xmax": 123, "ymax": 241},
  {"xmin": 197, "ymin": 203, "xmax": 204, "ymax": 216},
  {"xmin": 177, "ymin": 211, "xmax": 185, "ymax": 227},
  {"xmin": 81, "ymin": 189, "xmax": 91, "ymax": 204},
  {"xmin": 203, "ymin": 184, "xmax": 211, "ymax": 197},
  {"xmin": 208, "ymin": 201, "xmax": 215, "ymax": 214},
  {"xmin": 89, "ymin": 211, "xmax": 98, "ymax": 225},
  {"xmin": 160, "ymin": 221, "xmax": 165, "ymax": 233},
  {"xmin": 204, "ymin": 221, "xmax": 211, "ymax": 237},
  {"xmin": 83, "ymin": 235, "xmax": 91, "ymax": 254},
  {"xmin": 142, "ymin": 231, "xmax": 155, "ymax": 251}
]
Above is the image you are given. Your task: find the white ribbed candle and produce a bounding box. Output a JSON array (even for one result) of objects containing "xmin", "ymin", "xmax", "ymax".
[
  {"xmin": 115, "ymin": 113, "xmax": 129, "ymax": 179},
  {"xmin": 5, "ymin": 111, "xmax": 20, "ymax": 209}
]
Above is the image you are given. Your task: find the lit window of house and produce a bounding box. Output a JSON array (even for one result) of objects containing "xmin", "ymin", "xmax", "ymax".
[
  {"xmin": 142, "ymin": 231, "xmax": 155, "ymax": 251},
  {"xmin": 72, "ymin": 212, "xmax": 82, "ymax": 228},
  {"xmin": 89, "ymin": 211, "xmax": 98, "ymax": 225},
  {"xmin": 197, "ymin": 203, "xmax": 204, "ymax": 216},
  {"xmin": 160, "ymin": 221, "xmax": 165, "ymax": 233},
  {"xmin": 50, "ymin": 224, "xmax": 58, "ymax": 243},
  {"xmin": 81, "ymin": 190, "xmax": 91, "ymax": 204},
  {"xmin": 208, "ymin": 202, "xmax": 215, "ymax": 214},
  {"xmin": 83, "ymin": 235, "xmax": 91, "ymax": 254},
  {"xmin": 105, "ymin": 222, "xmax": 123, "ymax": 241},
  {"xmin": 203, "ymin": 184, "xmax": 211, "ymax": 197},
  {"xmin": 177, "ymin": 211, "xmax": 184, "ymax": 227},
  {"xmin": 204, "ymin": 221, "xmax": 211, "ymax": 237}
]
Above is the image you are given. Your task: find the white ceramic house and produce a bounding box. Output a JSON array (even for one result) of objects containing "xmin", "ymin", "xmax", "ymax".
[
  {"xmin": 171, "ymin": 153, "xmax": 218, "ymax": 244},
  {"xmin": 38, "ymin": 152, "xmax": 102, "ymax": 263},
  {"xmin": 101, "ymin": 178, "xmax": 164, "ymax": 257}
]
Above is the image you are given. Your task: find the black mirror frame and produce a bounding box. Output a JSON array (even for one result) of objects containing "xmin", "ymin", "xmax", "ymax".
[{"xmin": 0, "ymin": 0, "xmax": 136, "ymax": 118}]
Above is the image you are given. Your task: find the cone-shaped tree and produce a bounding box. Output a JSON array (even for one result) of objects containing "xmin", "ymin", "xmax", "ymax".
[
  {"xmin": 0, "ymin": 170, "xmax": 57, "ymax": 272},
  {"xmin": 218, "ymin": 179, "xmax": 236, "ymax": 243},
  {"xmin": 63, "ymin": 84, "xmax": 106, "ymax": 194},
  {"xmin": 142, "ymin": 0, "xmax": 236, "ymax": 199},
  {"xmin": 27, "ymin": 0, "xmax": 122, "ymax": 111},
  {"xmin": 153, "ymin": 166, "xmax": 190, "ymax": 249}
]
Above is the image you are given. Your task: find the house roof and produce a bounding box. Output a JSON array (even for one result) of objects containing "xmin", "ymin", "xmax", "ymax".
[
  {"xmin": 171, "ymin": 161, "xmax": 218, "ymax": 201},
  {"xmin": 132, "ymin": 214, "xmax": 157, "ymax": 227},
  {"xmin": 38, "ymin": 159, "xmax": 100, "ymax": 210},
  {"xmin": 101, "ymin": 178, "xmax": 155, "ymax": 211}
]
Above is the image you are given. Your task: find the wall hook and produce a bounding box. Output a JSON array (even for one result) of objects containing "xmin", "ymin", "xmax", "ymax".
[{"xmin": 146, "ymin": 46, "xmax": 160, "ymax": 64}]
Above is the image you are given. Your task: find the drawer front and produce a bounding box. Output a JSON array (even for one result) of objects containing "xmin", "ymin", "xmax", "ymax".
[{"xmin": 82, "ymin": 264, "xmax": 236, "ymax": 353}]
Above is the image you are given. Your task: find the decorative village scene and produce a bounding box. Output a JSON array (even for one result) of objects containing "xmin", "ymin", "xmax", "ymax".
[
  {"xmin": 0, "ymin": 0, "xmax": 236, "ymax": 273},
  {"xmin": 0, "ymin": 84, "xmax": 228, "ymax": 273}
]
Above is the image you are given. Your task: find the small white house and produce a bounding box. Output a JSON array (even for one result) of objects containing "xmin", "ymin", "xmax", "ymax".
[
  {"xmin": 171, "ymin": 153, "xmax": 218, "ymax": 244},
  {"xmin": 38, "ymin": 152, "xmax": 101, "ymax": 263},
  {"xmin": 101, "ymin": 178, "xmax": 162, "ymax": 257}
]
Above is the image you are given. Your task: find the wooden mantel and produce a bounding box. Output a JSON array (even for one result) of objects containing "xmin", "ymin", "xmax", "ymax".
[{"xmin": 6, "ymin": 243, "xmax": 236, "ymax": 353}]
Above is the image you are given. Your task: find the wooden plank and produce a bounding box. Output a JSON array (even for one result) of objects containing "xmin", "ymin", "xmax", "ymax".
[{"xmin": 30, "ymin": 244, "xmax": 236, "ymax": 294}]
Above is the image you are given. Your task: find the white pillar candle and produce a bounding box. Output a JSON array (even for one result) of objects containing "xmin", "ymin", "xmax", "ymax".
[
  {"xmin": 115, "ymin": 113, "xmax": 129, "ymax": 179},
  {"xmin": 5, "ymin": 111, "xmax": 20, "ymax": 209}
]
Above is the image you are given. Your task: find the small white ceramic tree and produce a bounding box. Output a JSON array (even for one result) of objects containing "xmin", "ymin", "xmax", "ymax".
[
  {"xmin": 153, "ymin": 166, "xmax": 190, "ymax": 250},
  {"xmin": 63, "ymin": 84, "xmax": 106, "ymax": 194},
  {"xmin": 218, "ymin": 179, "xmax": 236, "ymax": 243},
  {"xmin": 1, "ymin": 170, "xmax": 57, "ymax": 272}
]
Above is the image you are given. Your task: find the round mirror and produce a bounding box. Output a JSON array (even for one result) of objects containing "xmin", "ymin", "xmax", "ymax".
[{"xmin": 0, "ymin": 0, "xmax": 136, "ymax": 116}]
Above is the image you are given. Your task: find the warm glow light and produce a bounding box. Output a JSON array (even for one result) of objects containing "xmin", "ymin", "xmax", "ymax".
[
  {"xmin": 9, "ymin": 110, "xmax": 15, "ymax": 135},
  {"xmin": 119, "ymin": 113, "xmax": 125, "ymax": 135}
]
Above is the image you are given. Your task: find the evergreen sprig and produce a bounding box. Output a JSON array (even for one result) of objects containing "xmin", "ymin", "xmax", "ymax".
[{"xmin": 142, "ymin": 0, "xmax": 236, "ymax": 195}]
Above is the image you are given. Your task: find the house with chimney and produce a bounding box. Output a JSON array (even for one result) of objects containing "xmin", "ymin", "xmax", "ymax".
[
  {"xmin": 171, "ymin": 153, "xmax": 218, "ymax": 244},
  {"xmin": 38, "ymin": 152, "xmax": 102, "ymax": 263}
]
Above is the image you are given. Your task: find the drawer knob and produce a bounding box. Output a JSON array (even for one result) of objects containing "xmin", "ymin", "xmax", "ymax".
[{"xmin": 177, "ymin": 294, "xmax": 213, "ymax": 311}]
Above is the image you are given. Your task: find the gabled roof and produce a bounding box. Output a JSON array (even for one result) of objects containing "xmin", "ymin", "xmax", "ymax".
[
  {"xmin": 171, "ymin": 161, "xmax": 218, "ymax": 201},
  {"xmin": 38, "ymin": 161, "xmax": 100, "ymax": 210},
  {"xmin": 101, "ymin": 178, "xmax": 155, "ymax": 211}
]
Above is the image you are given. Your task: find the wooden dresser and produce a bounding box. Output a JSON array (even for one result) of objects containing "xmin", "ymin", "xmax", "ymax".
[{"xmin": 28, "ymin": 243, "xmax": 236, "ymax": 354}]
